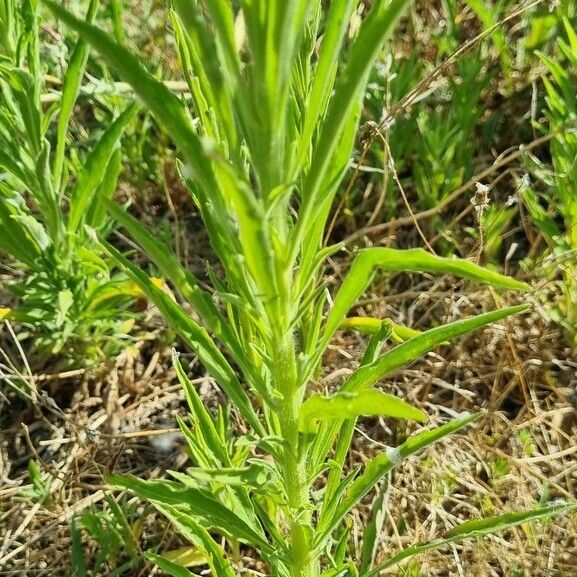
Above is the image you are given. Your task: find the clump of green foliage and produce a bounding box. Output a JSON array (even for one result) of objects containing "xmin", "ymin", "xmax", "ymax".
[
  {"xmin": 45, "ymin": 1, "xmax": 577, "ymax": 576},
  {"xmin": 522, "ymin": 17, "xmax": 577, "ymax": 343},
  {"xmin": 0, "ymin": 0, "xmax": 144, "ymax": 365}
]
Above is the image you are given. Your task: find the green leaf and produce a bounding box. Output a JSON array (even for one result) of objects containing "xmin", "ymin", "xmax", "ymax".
[
  {"xmin": 360, "ymin": 480, "xmax": 389, "ymax": 574},
  {"xmin": 320, "ymin": 248, "xmax": 530, "ymax": 358},
  {"xmin": 315, "ymin": 413, "xmax": 481, "ymax": 548},
  {"xmin": 169, "ymin": 460, "xmax": 275, "ymax": 489},
  {"xmin": 42, "ymin": 0, "xmax": 216, "ymax": 190},
  {"xmin": 293, "ymin": 0, "xmax": 359, "ymax": 173},
  {"xmin": 85, "ymin": 148, "xmax": 122, "ymax": 230},
  {"xmin": 146, "ymin": 521, "xmax": 236, "ymax": 577},
  {"xmin": 0, "ymin": 149, "xmax": 35, "ymax": 186},
  {"xmin": 320, "ymin": 566, "xmax": 350, "ymax": 577},
  {"xmin": 106, "ymin": 204, "xmax": 249, "ymax": 368},
  {"xmin": 100, "ymin": 239, "xmax": 265, "ymax": 436},
  {"xmin": 340, "ymin": 317, "xmax": 421, "ymax": 343},
  {"xmin": 291, "ymin": 0, "xmax": 413, "ymax": 263},
  {"xmin": 145, "ymin": 552, "xmax": 200, "ymax": 577},
  {"xmin": 173, "ymin": 350, "xmax": 230, "ymax": 465},
  {"xmin": 299, "ymin": 390, "xmax": 426, "ymax": 433},
  {"xmin": 53, "ymin": 0, "xmax": 100, "ymax": 189},
  {"xmin": 170, "ymin": 2, "xmax": 237, "ymax": 153},
  {"xmin": 311, "ymin": 306, "xmax": 526, "ymax": 473},
  {"xmin": 107, "ymin": 474, "xmax": 272, "ymax": 556},
  {"xmin": 55, "ymin": 289, "xmax": 74, "ymax": 328},
  {"xmin": 213, "ymin": 167, "xmax": 278, "ymax": 303},
  {"xmin": 68, "ymin": 103, "xmax": 138, "ymax": 234},
  {"xmin": 340, "ymin": 305, "xmax": 529, "ymax": 394},
  {"xmin": 70, "ymin": 519, "xmax": 88, "ymax": 577},
  {"xmin": 0, "ymin": 192, "xmax": 43, "ymax": 266},
  {"xmin": 365, "ymin": 501, "xmax": 577, "ymax": 575}
]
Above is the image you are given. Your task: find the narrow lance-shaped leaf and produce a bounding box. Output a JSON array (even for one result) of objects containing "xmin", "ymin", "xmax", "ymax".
[
  {"xmin": 42, "ymin": 0, "xmax": 217, "ymax": 190},
  {"xmin": 290, "ymin": 0, "xmax": 413, "ymax": 265},
  {"xmin": 173, "ymin": 350, "xmax": 231, "ymax": 465},
  {"xmin": 341, "ymin": 305, "xmax": 528, "ymax": 394},
  {"xmin": 0, "ymin": 149, "xmax": 35, "ymax": 186},
  {"xmin": 107, "ymin": 474, "xmax": 273, "ymax": 556},
  {"xmin": 85, "ymin": 148, "xmax": 122, "ymax": 230},
  {"xmin": 359, "ymin": 478, "xmax": 389, "ymax": 574},
  {"xmin": 365, "ymin": 501, "xmax": 577, "ymax": 576},
  {"xmin": 340, "ymin": 317, "xmax": 421, "ymax": 342},
  {"xmin": 170, "ymin": 1, "xmax": 238, "ymax": 152},
  {"xmin": 315, "ymin": 413, "xmax": 481, "ymax": 548},
  {"xmin": 147, "ymin": 516, "xmax": 238, "ymax": 577},
  {"xmin": 107, "ymin": 202, "xmax": 264, "ymax": 392},
  {"xmin": 310, "ymin": 305, "xmax": 528, "ymax": 470},
  {"xmin": 0, "ymin": 191, "xmax": 43, "ymax": 267},
  {"xmin": 297, "ymin": 94, "xmax": 361, "ymax": 291},
  {"xmin": 216, "ymin": 167, "xmax": 278, "ymax": 303},
  {"xmin": 319, "ymin": 248, "xmax": 530, "ymax": 362},
  {"xmin": 145, "ymin": 553, "xmax": 198, "ymax": 577},
  {"xmin": 68, "ymin": 103, "xmax": 138, "ymax": 234},
  {"xmin": 299, "ymin": 390, "xmax": 426, "ymax": 433},
  {"xmin": 293, "ymin": 0, "xmax": 358, "ymax": 173},
  {"xmin": 169, "ymin": 460, "xmax": 275, "ymax": 489},
  {"xmin": 323, "ymin": 323, "xmax": 393, "ymax": 506},
  {"xmin": 53, "ymin": 0, "xmax": 100, "ymax": 189},
  {"xmin": 100, "ymin": 239, "xmax": 265, "ymax": 436}
]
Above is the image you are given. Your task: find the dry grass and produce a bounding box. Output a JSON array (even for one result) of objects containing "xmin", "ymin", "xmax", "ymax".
[{"xmin": 1, "ymin": 277, "xmax": 576, "ymax": 576}]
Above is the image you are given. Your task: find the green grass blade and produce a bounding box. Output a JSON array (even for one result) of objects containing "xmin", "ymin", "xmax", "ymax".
[
  {"xmin": 367, "ymin": 501, "xmax": 577, "ymax": 575},
  {"xmin": 68, "ymin": 103, "xmax": 138, "ymax": 234}
]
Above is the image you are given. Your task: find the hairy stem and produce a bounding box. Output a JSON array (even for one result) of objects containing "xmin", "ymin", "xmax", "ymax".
[{"xmin": 273, "ymin": 328, "xmax": 316, "ymax": 577}]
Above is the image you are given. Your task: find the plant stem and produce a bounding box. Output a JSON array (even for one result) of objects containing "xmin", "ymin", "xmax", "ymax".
[{"xmin": 273, "ymin": 329, "xmax": 316, "ymax": 577}]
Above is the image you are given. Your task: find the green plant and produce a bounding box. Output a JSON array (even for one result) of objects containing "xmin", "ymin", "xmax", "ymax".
[
  {"xmin": 357, "ymin": 19, "xmax": 495, "ymax": 246},
  {"xmin": 45, "ymin": 1, "xmax": 577, "ymax": 576},
  {"xmin": 523, "ymin": 17, "xmax": 577, "ymax": 343},
  {"xmin": 0, "ymin": 0, "xmax": 142, "ymax": 365},
  {"xmin": 70, "ymin": 496, "xmax": 143, "ymax": 577}
]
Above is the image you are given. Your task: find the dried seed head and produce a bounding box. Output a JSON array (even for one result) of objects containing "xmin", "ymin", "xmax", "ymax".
[
  {"xmin": 520, "ymin": 173, "xmax": 531, "ymax": 190},
  {"xmin": 471, "ymin": 182, "xmax": 491, "ymax": 220}
]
